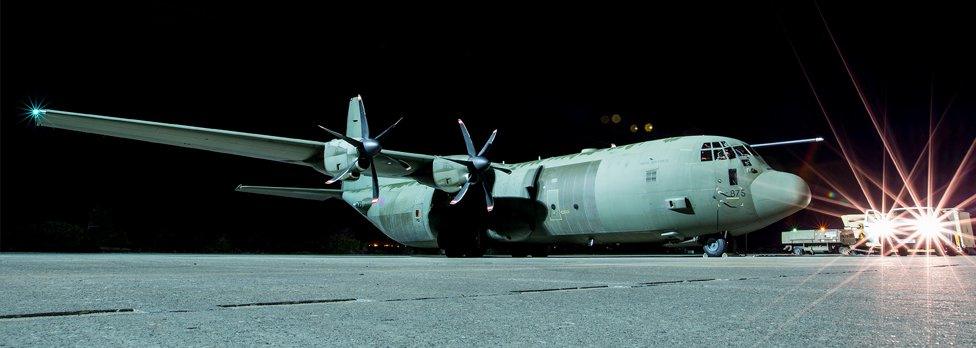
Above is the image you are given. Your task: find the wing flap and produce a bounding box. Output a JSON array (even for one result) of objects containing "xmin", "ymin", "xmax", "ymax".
[{"xmin": 235, "ymin": 185, "xmax": 342, "ymax": 201}]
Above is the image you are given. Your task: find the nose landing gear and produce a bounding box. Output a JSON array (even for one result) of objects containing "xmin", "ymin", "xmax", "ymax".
[{"xmin": 702, "ymin": 236, "xmax": 727, "ymax": 257}]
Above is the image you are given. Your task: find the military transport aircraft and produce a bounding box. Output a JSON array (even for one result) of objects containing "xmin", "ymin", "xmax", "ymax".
[{"xmin": 31, "ymin": 96, "xmax": 815, "ymax": 257}]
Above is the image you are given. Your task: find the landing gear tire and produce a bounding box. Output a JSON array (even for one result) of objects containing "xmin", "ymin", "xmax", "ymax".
[
  {"xmin": 792, "ymin": 247, "xmax": 805, "ymax": 256},
  {"xmin": 702, "ymin": 237, "xmax": 727, "ymax": 257},
  {"xmin": 440, "ymin": 229, "xmax": 485, "ymax": 258},
  {"xmin": 838, "ymin": 246, "xmax": 852, "ymax": 256}
]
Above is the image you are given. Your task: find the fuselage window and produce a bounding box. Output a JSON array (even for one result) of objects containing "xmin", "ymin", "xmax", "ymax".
[
  {"xmin": 728, "ymin": 168, "xmax": 738, "ymax": 186},
  {"xmin": 713, "ymin": 149, "xmax": 727, "ymax": 160},
  {"xmin": 700, "ymin": 150, "xmax": 713, "ymax": 161},
  {"xmin": 701, "ymin": 142, "xmax": 712, "ymax": 149},
  {"xmin": 710, "ymin": 141, "xmax": 722, "ymax": 148}
]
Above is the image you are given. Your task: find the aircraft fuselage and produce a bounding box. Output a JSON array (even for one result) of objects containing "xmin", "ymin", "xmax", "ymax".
[{"xmin": 341, "ymin": 135, "xmax": 811, "ymax": 249}]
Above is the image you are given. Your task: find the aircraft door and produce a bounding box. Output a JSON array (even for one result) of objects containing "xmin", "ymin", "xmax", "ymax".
[{"xmin": 708, "ymin": 142, "xmax": 744, "ymax": 230}]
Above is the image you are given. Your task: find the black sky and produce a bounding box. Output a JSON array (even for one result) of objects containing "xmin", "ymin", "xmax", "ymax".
[{"xmin": 3, "ymin": 1, "xmax": 975, "ymax": 251}]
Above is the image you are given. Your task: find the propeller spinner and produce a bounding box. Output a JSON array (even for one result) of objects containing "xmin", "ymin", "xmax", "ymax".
[
  {"xmin": 445, "ymin": 119, "xmax": 512, "ymax": 212},
  {"xmin": 318, "ymin": 95, "xmax": 410, "ymax": 204}
]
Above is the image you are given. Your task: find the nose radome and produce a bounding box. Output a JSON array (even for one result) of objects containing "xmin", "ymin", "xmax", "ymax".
[{"xmin": 751, "ymin": 171, "xmax": 811, "ymax": 220}]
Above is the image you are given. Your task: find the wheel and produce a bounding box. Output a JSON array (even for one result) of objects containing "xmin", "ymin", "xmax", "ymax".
[
  {"xmin": 897, "ymin": 247, "xmax": 909, "ymax": 256},
  {"xmin": 703, "ymin": 237, "xmax": 727, "ymax": 257},
  {"xmin": 838, "ymin": 246, "xmax": 851, "ymax": 256},
  {"xmin": 792, "ymin": 247, "xmax": 804, "ymax": 256}
]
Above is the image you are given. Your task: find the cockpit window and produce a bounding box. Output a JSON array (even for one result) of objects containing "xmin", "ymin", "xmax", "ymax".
[
  {"xmin": 701, "ymin": 143, "xmax": 712, "ymax": 149},
  {"xmin": 745, "ymin": 145, "xmax": 759, "ymax": 157},
  {"xmin": 732, "ymin": 145, "xmax": 749, "ymax": 156},
  {"xmin": 710, "ymin": 141, "xmax": 721, "ymax": 148},
  {"xmin": 713, "ymin": 149, "xmax": 727, "ymax": 160},
  {"xmin": 724, "ymin": 147, "xmax": 736, "ymax": 159},
  {"xmin": 700, "ymin": 149, "xmax": 713, "ymax": 161}
]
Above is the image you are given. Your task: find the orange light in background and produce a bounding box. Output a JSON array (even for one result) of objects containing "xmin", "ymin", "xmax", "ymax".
[
  {"xmin": 629, "ymin": 124, "xmax": 638, "ymax": 133},
  {"xmin": 600, "ymin": 115, "xmax": 610, "ymax": 124},
  {"xmin": 644, "ymin": 123, "xmax": 654, "ymax": 132},
  {"xmin": 611, "ymin": 114, "xmax": 621, "ymax": 124}
]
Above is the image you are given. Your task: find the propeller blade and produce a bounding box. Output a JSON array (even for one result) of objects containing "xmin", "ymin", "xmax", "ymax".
[
  {"xmin": 318, "ymin": 125, "xmax": 362, "ymax": 146},
  {"xmin": 478, "ymin": 129, "xmax": 497, "ymax": 157},
  {"xmin": 369, "ymin": 159, "xmax": 380, "ymax": 204},
  {"xmin": 450, "ymin": 181, "xmax": 472, "ymax": 205},
  {"xmin": 376, "ymin": 153, "xmax": 412, "ymax": 171},
  {"xmin": 357, "ymin": 95, "xmax": 369, "ymax": 138},
  {"xmin": 457, "ymin": 119, "xmax": 476, "ymax": 157},
  {"xmin": 374, "ymin": 117, "xmax": 403, "ymax": 140},
  {"xmin": 490, "ymin": 164, "xmax": 512, "ymax": 174},
  {"xmin": 325, "ymin": 165, "xmax": 356, "ymax": 185},
  {"xmin": 482, "ymin": 181, "xmax": 494, "ymax": 212}
]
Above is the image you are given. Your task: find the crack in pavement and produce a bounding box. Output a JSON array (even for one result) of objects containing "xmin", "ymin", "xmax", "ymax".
[
  {"xmin": 217, "ymin": 298, "xmax": 357, "ymax": 308},
  {"xmin": 0, "ymin": 308, "xmax": 134, "ymax": 320}
]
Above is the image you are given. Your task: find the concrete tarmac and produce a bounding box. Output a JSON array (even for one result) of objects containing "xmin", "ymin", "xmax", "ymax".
[{"xmin": 1, "ymin": 253, "xmax": 974, "ymax": 346}]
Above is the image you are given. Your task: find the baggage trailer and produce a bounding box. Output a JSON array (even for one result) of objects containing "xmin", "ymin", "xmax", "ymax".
[{"xmin": 781, "ymin": 228, "xmax": 856, "ymax": 255}]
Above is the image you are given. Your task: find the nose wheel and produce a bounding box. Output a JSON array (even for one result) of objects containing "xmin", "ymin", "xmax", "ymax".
[{"xmin": 703, "ymin": 237, "xmax": 727, "ymax": 257}]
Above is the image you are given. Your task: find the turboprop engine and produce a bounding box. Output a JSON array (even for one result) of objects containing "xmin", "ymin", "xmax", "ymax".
[
  {"xmin": 323, "ymin": 139, "xmax": 363, "ymax": 180},
  {"xmin": 432, "ymin": 157, "xmax": 470, "ymax": 193}
]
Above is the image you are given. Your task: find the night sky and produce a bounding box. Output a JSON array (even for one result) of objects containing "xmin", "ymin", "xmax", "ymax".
[{"xmin": 3, "ymin": 2, "xmax": 975, "ymax": 252}]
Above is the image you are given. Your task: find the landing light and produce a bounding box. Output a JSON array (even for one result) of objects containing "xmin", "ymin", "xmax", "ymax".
[{"xmin": 24, "ymin": 99, "xmax": 47, "ymax": 123}]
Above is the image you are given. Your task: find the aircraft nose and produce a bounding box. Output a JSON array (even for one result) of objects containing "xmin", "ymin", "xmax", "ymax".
[{"xmin": 751, "ymin": 171, "xmax": 811, "ymax": 219}]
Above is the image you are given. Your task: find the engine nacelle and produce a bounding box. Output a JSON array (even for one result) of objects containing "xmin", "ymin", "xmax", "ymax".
[
  {"xmin": 432, "ymin": 157, "xmax": 469, "ymax": 193},
  {"xmin": 323, "ymin": 139, "xmax": 362, "ymax": 177}
]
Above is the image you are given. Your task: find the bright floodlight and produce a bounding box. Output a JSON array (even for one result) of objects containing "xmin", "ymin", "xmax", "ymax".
[
  {"xmin": 914, "ymin": 215, "xmax": 941, "ymax": 236},
  {"xmin": 868, "ymin": 218, "xmax": 894, "ymax": 237}
]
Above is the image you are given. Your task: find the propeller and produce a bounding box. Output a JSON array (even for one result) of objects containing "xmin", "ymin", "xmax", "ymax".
[
  {"xmin": 445, "ymin": 119, "xmax": 512, "ymax": 212},
  {"xmin": 318, "ymin": 95, "xmax": 410, "ymax": 204}
]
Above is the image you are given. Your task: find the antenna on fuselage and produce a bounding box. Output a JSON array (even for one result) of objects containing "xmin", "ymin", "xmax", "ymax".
[{"xmin": 750, "ymin": 137, "xmax": 824, "ymax": 148}]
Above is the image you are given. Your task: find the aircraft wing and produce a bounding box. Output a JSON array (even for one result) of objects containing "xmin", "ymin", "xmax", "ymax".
[
  {"xmin": 35, "ymin": 109, "xmax": 435, "ymax": 177},
  {"xmin": 235, "ymin": 185, "xmax": 342, "ymax": 201}
]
